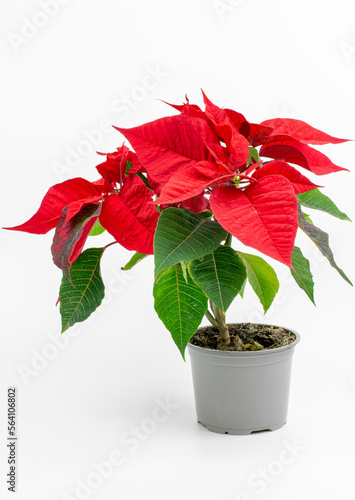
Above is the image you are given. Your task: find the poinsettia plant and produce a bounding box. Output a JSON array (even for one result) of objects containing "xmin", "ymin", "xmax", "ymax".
[{"xmin": 6, "ymin": 91, "xmax": 352, "ymax": 358}]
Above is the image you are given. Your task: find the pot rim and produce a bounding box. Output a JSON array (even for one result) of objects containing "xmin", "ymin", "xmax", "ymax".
[{"xmin": 187, "ymin": 323, "xmax": 301, "ymax": 358}]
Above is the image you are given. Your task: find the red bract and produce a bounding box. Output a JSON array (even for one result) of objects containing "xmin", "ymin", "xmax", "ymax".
[
  {"xmin": 259, "ymin": 140, "xmax": 348, "ymax": 175},
  {"xmin": 154, "ymin": 161, "xmax": 234, "ymax": 205},
  {"xmin": 179, "ymin": 193, "xmax": 210, "ymax": 214},
  {"xmin": 100, "ymin": 175, "xmax": 159, "ymax": 255},
  {"xmin": 223, "ymin": 108, "xmax": 275, "ymax": 144},
  {"xmin": 115, "ymin": 114, "xmax": 219, "ymax": 184},
  {"xmin": 201, "ymin": 91, "xmax": 250, "ymax": 167},
  {"xmin": 162, "ymin": 95, "xmax": 206, "ymax": 120},
  {"xmin": 96, "ymin": 144, "xmax": 143, "ymax": 188},
  {"xmin": 165, "ymin": 95, "xmax": 274, "ymax": 147},
  {"xmin": 210, "ymin": 176, "xmax": 299, "ymax": 266},
  {"xmin": 259, "ymin": 118, "xmax": 348, "ymax": 145},
  {"xmin": 6, "ymin": 178, "xmax": 103, "ymax": 234},
  {"xmin": 251, "ymin": 160, "xmax": 321, "ymax": 194}
]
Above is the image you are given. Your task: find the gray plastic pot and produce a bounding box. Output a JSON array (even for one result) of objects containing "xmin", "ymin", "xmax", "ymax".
[{"xmin": 187, "ymin": 325, "xmax": 300, "ymax": 435}]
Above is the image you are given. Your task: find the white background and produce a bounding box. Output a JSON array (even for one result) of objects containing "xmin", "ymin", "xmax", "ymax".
[{"xmin": 1, "ymin": 0, "xmax": 355, "ymax": 499}]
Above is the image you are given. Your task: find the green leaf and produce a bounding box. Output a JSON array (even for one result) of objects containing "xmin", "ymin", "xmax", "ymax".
[
  {"xmin": 238, "ymin": 278, "xmax": 247, "ymax": 298},
  {"xmin": 237, "ymin": 252, "xmax": 279, "ymax": 313},
  {"xmin": 302, "ymin": 212, "xmax": 314, "ymax": 225},
  {"xmin": 52, "ymin": 204, "xmax": 101, "ymax": 279},
  {"xmin": 298, "ymin": 188, "xmax": 351, "ymax": 221},
  {"xmin": 198, "ymin": 211, "xmax": 213, "ymax": 220},
  {"xmin": 135, "ymin": 172, "xmax": 153, "ymax": 190},
  {"xmin": 89, "ymin": 219, "xmax": 106, "ymax": 236},
  {"xmin": 298, "ymin": 204, "xmax": 352, "ymax": 286},
  {"xmin": 248, "ymin": 146, "xmax": 260, "ymax": 165},
  {"xmin": 153, "ymin": 265, "xmax": 208, "ymax": 359},
  {"xmin": 125, "ymin": 160, "xmax": 133, "ymax": 175},
  {"xmin": 290, "ymin": 246, "xmax": 315, "ymax": 304},
  {"xmin": 121, "ymin": 252, "xmax": 149, "ymax": 271},
  {"xmin": 189, "ymin": 247, "xmax": 246, "ymax": 313},
  {"xmin": 180, "ymin": 261, "xmax": 189, "ymax": 282},
  {"xmin": 59, "ymin": 248, "xmax": 105, "ymax": 333},
  {"xmin": 154, "ymin": 208, "xmax": 227, "ymax": 279}
]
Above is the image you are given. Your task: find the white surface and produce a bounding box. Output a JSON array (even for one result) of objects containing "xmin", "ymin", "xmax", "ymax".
[{"xmin": 1, "ymin": 0, "xmax": 355, "ymax": 498}]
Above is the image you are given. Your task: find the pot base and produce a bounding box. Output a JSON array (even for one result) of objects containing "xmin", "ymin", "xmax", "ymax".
[{"xmin": 197, "ymin": 420, "xmax": 286, "ymax": 435}]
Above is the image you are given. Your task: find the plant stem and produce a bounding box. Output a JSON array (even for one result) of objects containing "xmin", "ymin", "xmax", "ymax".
[
  {"xmin": 225, "ymin": 232, "xmax": 232, "ymax": 247},
  {"xmin": 204, "ymin": 300, "xmax": 230, "ymax": 346},
  {"xmin": 205, "ymin": 300, "xmax": 244, "ymax": 351},
  {"xmin": 104, "ymin": 241, "xmax": 118, "ymax": 251},
  {"xmin": 205, "ymin": 310, "xmax": 219, "ymax": 330},
  {"xmin": 211, "ymin": 303, "xmax": 230, "ymax": 345}
]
